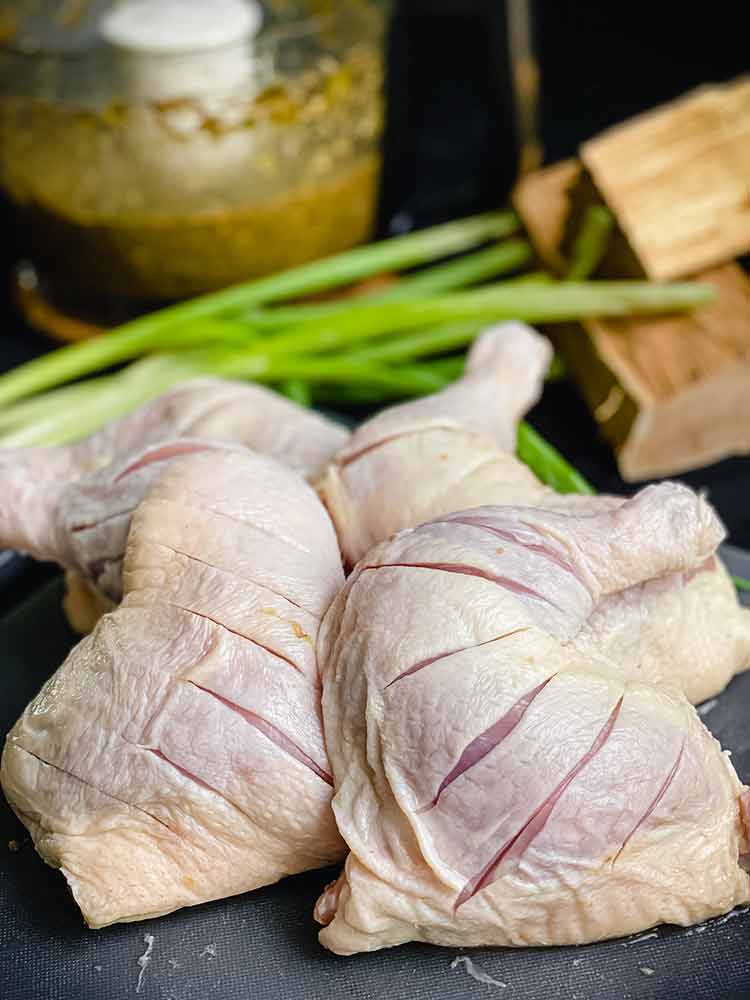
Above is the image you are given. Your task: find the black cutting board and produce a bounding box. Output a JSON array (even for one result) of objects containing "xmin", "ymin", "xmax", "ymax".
[{"xmin": 1, "ymin": 571, "xmax": 749, "ymax": 1000}]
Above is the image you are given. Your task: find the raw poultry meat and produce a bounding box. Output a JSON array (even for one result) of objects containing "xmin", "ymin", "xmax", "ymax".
[
  {"xmin": 315, "ymin": 483, "xmax": 750, "ymax": 954},
  {"xmin": 1, "ymin": 447, "xmax": 345, "ymax": 927},
  {"xmin": 565, "ymin": 555, "xmax": 748, "ymax": 705},
  {"xmin": 318, "ymin": 322, "xmax": 602, "ymax": 568},
  {"xmin": 319, "ymin": 323, "xmax": 750, "ymax": 704},
  {"xmin": 0, "ymin": 378, "xmax": 348, "ymax": 628}
]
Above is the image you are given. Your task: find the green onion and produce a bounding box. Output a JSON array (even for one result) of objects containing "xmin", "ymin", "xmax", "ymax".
[
  {"xmin": 0, "ymin": 355, "xmax": 200, "ymax": 448},
  {"xmin": 245, "ymin": 240, "xmax": 533, "ymax": 330},
  {"xmin": 364, "ymin": 239, "xmax": 532, "ymax": 296},
  {"xmin": 0, "ymin": 375, "xmax": 118, "ymax": 433},
  {"xmin": 279, "ymin": 379, "xmax": 313, "ymax": 407},
  {"xmin": 345, "ymin": 331, "xmax": 565, "ymax": 382},
  {"xmin": 0, "ymin": 259, "xmax": 710, "ymax": 412},
  {"xmin": 517, "ymin": 421, "xmax": 596, "ymax": 495},
  {"xmin": 511, "ymin": 270, "xmax": 556, "ymax": 284},
  {"xmin": 311, "ymin": 384, "xmax": 404, "ymax": 406},
  {"xmin": 0, "ymin": 209, "xmax": 715, "ymax": 463},
  {"xmin": 0, "ymin": 212, "xmax": 517, "ymax": 409},
  {"xmin": 347, "ymin": 321, "xmax": 485, "ymax": 364},
  {"xmin": 0, "ymin": 352, "xmax": 449, "ymax": 447},
  {"xmin": 256, "ymin": 280, "xmax": 714, "ymax": 360},
  {"xmin": 418, "ymin": 356, "xmax": 466, "ymax": 380},
  {"xmin": 187, "ymin": 211, "xmax": 520, "ymax": 310},
  {"xmin": 566, "ymin": 205, "xmax": 615, "ymax": 280},
  {"xmin": 733, "ymin": 576, "xmax": 750, "ymax": 592},
  {"xmin": 217, "ymin": 353, "xmax": 448, "ymax": 397}
]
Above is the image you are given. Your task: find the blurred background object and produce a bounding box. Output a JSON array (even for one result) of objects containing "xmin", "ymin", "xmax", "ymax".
[
  {"xmin": 0, "ymin": 0, "xmax": 388, "ymax": 318},
  {"xmin": 379, "ymin": 0, "xmax": 747, "ymax": 228}
]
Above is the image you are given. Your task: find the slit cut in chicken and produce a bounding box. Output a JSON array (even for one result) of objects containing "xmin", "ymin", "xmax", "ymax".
[
  {"xmin": 0, "ymin": 379, "xmax": 349, "ymax": 627},
  {"xmin": 318, "ymin": 323, "xmax": 750, "ymax": 704},
  {"xmin": 316, "ymin": 482, "xmax": 750, "ymax": 954},
  {"xmin": 1, "ymin": 448, "xmax": 346, "ymax": 928}
]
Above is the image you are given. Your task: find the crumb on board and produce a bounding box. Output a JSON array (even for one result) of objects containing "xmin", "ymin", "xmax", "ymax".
[
  {"xmin": 451, "ymin": 955, "xmax": 507, "ymax": 988},
  {"xmin": 136, "ymin": 934, "xmax": 155, "ymax": 994}
]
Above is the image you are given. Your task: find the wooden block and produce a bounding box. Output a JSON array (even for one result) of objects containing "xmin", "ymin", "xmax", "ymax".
[
  {"xmin": 579, "ymin": 78, "xmax": 750, "ymax": 280},
  {"xmin": 512, "ymin": 160, "xmax": 579, "ymax": 273},
  {"xmin": 513, "ymin": 162, "xmax": 750, "ymax": 480}
]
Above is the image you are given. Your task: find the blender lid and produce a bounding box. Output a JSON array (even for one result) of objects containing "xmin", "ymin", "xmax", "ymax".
[
  {"xmin": 0, "ymin": 1, "xmax": 380, "ymax": 103},
  {"xmin": 0, "ymin": 0, "xmax": 263, "ymax": 56},
  {"xmin": 0, "ymin": 0, "xmax": 269, "ymax": 102},
  {"xmin": 101, "ymin": 0, "xmax": 262, "ymax": 55}
]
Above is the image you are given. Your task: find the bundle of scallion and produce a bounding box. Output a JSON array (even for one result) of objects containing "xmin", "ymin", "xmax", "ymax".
[{"xmin": 0, "ymin": 211, "xmax": 712, "ymax": 456}]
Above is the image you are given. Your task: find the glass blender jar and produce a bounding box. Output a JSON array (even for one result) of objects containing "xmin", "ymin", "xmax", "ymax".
[{"xmin": 0, "ymin": 0, "xmax": 388, "ymax": 324}]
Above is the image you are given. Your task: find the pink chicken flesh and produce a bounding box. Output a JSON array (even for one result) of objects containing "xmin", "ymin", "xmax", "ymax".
[
  {"xmin": 1, "ymin": 448, "xmax": 345, "ymax": 927},
  {"xmin": 316, "ymin": 483, "xmax": 750, "ymax": 954},
  {"xmin": 319, "ymin": 323, "xmax": 750, "ymax": 704}
]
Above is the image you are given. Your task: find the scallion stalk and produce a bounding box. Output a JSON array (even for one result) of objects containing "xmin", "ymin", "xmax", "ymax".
[
  {"xmin": 0, "ymin": 212, "xmax": 517, "ymax": 409},
  {"xmin": 566, "ymin": 205, "xmax": 615, "ymax": 281},
  {"xmin": 219, "ymin": 354, "xmax": 448, "ymax": 396},
  {"xmin": 279, "ymin": 379, "xmax": 313, "ymax": 407},
  {"xmin": 0, "ymin": 356, "xmax": 202, "ymax": 448},
  {"xmin": 245, "ymin": 240, "xmax": 533, "ymax": 330},
  {"xmin": 347, "ymin": 322, "xmax": 485, "ymax": 363},
  {"xmin": 311, "ymin": 384, "xmax": 406, "ymax": 406},
  {"xmin": 0, "ymin": 375, "xmax": 118, "ymax": 433},
  {"xmin": 345, "ymin": 325, "xmax": 565, "ymax": 381},
  {"xmin": 254, "ymin": 280, "xmax": 714, "ymax": 360},
  {"xmin": 516, "ymin": 421, "xmax": 596, "ymax": 495},
  {"xmin": 418, "ymin": 356, "xmax": 466, "ymax": 380}
]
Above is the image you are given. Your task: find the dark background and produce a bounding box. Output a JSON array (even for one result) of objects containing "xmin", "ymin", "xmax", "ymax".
[
  {"xmin": 1, "ymin": 0, "xmax": 749, "ymax": 614},
  {"xmin": 381, "ymin": 0, "xmax": 749, "ymax": 225}
]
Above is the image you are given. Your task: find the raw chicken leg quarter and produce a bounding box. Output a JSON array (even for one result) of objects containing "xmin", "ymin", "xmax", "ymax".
[
  {"xmin": 2, "ymin": 448, "xmax": 345, "ymax": 928},
  {"xmin": 319, "ymin": 322, "xmax": 750, "ymax": 704},
  {"xmin": 316, "ymin": 482, "xmax": 750, "ymax": 954}
]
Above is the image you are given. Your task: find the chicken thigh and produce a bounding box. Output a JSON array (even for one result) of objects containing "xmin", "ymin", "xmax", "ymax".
[
  {"xmin": 2, "ymin": 447, "xmax": 345, "ymax": 928},
  {"xmin": 316, "ymin": 483, "xmax": 750, "ymax": 954},
  {"xmin": 318, "ymin": 323, "xmax": 750, "ymax": 703}
]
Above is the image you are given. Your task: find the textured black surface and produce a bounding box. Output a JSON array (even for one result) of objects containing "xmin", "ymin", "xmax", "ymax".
[{"xmin": 1, "ymin": 574, "xmax": 749, "ymax": 1000}]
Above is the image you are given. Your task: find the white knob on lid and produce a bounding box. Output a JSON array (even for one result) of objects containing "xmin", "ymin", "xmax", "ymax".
[
  {"xmin": 100, "ymin": 0, "xmax": 263, "ymax": 98},
  {"xmin": 100, "ymin": 0, "xmax": 262, "ymax": 54}
]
